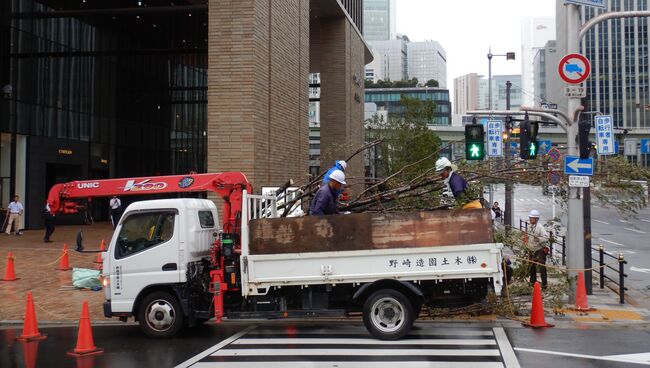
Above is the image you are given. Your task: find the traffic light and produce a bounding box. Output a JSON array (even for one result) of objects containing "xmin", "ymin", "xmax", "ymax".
[
  {"xmin": 465, "ymin": 123, "xmax": 485, "ymax": 160},
  {"xmin": 579, "ymin": 120, "xmax": 592, "ymax": 159},
  {"xmin": 519, "ymin": 113, "xmax": 539, "ymax": 159}
]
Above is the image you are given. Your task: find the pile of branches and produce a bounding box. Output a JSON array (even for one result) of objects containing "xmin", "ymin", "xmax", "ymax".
[{"xmin": 275, "ymin": 139, "xmax": 548, "ymax": 217}]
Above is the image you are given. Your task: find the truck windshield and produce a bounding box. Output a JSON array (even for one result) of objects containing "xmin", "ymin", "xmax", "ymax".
[{"xmin": 115, "ymin": 211, "xmax": 175, "ymax": 259}]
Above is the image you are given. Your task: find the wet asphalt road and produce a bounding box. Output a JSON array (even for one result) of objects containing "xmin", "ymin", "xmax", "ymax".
[{"xmin": 1, "ymin": 321, "xmax": 650, "ymax": 368}]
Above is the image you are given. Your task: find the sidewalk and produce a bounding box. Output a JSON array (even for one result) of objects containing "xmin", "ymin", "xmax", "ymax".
[{"xmin": 0, "ymin": 222, "xmax": 114, "ymax": 323}]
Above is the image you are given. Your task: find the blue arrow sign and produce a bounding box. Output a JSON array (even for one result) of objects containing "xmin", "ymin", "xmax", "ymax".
[
  {"xmin": 641, "ymin": 139, "xmax": 650, "ymax": 154},
  {"xmin": 564, "ymin": 156, "xmax": 593, "ymax": 176},
  {"xmin": 538, "ymin": 140, "xmax": 552, "ymax": 155}
]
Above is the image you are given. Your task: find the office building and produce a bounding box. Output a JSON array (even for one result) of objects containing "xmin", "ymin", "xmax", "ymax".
[
  {"xmin": 365, "ymin": 87, "xmax": 451, "ymax": 126},
  {"xmin": 477, "ymin": 75, "xmax": 522, "ymax": 111},
  {"xmin": 453, "ymin": 73, "xmax": 480, "ymax": 115},
  {"xmin": 533, "ymin": 40, "xmax": 558, "ymax": 107},
  {"xmin": 407, "ymin": 41, "xmax": 447, "ymax": 87},
  {"xmin": 0, "ymin": 0, "xmax": 371, "ymax": 228},
  {"xmin": 365, "ymin": 38, "xmax": 408, "ymax": 82},
  {"xmin": 521, "ymin": 17, "xmax": 556, "ymax": 106},
  {"xmin": 362, "ymin": 0, "xmax": 396, "ymax": 42}
]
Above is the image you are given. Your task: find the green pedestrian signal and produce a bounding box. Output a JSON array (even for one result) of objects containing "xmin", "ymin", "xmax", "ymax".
[
  {"xmin": 465, "ymin": 124, "xmax": 485, "ymax": 160},
  {"xmin": 528, "ymin": 140, "xmax": 538, "ymax": 159},
  {"xmin": 519, "ymin": 113, "xmax": 539, "ymax": 160}
]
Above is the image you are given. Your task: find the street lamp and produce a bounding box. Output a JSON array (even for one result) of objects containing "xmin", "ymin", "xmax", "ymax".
[{"xmin": 487, "ymin": 49, "xmax": 515, "ymax": 221}]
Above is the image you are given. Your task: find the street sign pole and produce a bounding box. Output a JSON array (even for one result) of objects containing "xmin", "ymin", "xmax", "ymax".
[
  {"xmin": 505, "ymin": 81, "xmax": 513, "ymax": 233},
  {"xmin": 566, "ymin": 3, "xmax": 584, "ymax": 302}
]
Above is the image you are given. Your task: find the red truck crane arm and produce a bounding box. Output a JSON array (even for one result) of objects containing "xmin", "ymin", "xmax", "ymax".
[{"xmin": 47, "ymin": 172, "xmax": 252, "ymax": 232}]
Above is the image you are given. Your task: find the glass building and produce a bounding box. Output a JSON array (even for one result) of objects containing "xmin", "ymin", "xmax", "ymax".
[
  {"xmin": 1, "ymin": 0, "xmax": 208, "ymax": 226},
  {"xmin": 365, "ymin": 87, "xmax": 451, "ymax": 126}
]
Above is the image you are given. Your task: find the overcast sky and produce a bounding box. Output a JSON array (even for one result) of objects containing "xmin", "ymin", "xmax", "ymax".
[{"xmin": 395, "ymin": 0, "xmax": 556, "ymax": 83}]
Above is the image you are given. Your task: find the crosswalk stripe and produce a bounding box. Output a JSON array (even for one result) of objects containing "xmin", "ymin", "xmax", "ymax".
[
  {"xmin": 232, "ymin": 338, "xmax": 497, "ymax": 345},
  {"xmin": 193, "ymin": 363, "xmax": 505, "ymax": 368},
  {"xmin": 212, "ymin": 348, "xmax": 502, "ymax": 356}
]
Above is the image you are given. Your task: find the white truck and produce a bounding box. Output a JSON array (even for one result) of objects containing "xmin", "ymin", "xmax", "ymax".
[{"xmin": 99, "ymin": 190, "xmax": 504, "ymax": 340}]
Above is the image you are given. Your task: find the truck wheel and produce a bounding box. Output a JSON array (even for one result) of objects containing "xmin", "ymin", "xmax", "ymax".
[
  {"xmin": 138, "ymin": 291, "xmax": 185, "ymax": 338},
  {"xmin": 363, "ymin": 289, "xmax": 414, "ymax": 340}
]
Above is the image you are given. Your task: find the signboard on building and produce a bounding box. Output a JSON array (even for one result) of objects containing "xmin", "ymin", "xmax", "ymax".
[
  {"xmin": 486, "ymin": 120, "xmax": 503, "ymax": 157},
  {"xmin": 594, "ymin": 115, "xmax": 614, "ymax": 155}
]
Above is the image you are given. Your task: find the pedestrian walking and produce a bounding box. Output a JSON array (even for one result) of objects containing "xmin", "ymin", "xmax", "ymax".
[
  {"xmin": 5, "ymin": 195, "xmax": 23, "ymax": 235},
  {"xmin": 110, "ymin": 195, "xmax": 122, "ymax": 229},
  {"xmin": 492, "ymin": 202, "xmax": 502, "ymax": 219},
  {"xmin": 526, "ymin": 209, "xmax": 549, "ymax": 288},
  {"xmin": 43, "ymin": 201, "xmax": 55, "ymax": 243}
]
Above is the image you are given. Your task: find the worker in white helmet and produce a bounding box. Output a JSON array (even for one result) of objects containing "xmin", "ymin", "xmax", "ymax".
[
  {"xmin": 526, "ymin": 209, "xmax": 549, "ymax": 288},
  {"xmin": 310, "ymin": 169, "xmax": 346, "ymax": 215},
  {"xmin": 323, "ymin": 160, "xmax": 347, "ymax": 185},
  {"xmin": 435, "ymin": 157, "xmax": 481, "ymax": 209}
]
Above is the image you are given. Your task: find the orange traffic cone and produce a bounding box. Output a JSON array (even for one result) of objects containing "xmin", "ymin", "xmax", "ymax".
[
  {"xmin": 574, "ymin": 271, "xmax": 595, "ymax": 311},
  {"xmin": 2, "ymin": 252, "xmax": 18, "ymax": 281},
  {"xmin": 58, "ymin": 244, "xmax": 71, "ymax": 271},
  {"xmin": 16, "ymin": 292, "xmax": 46, "ymax": 341},
  {"xmin": 522, "ymin": 282, "xmax": 554, "ymax": 328},
  {"xmin": 67, "ymin": 301, "xmax": 103, "ymax": 357},
  {"xmin": 93, "ymin": 240, "xmax": 105, "ymax": 264}
]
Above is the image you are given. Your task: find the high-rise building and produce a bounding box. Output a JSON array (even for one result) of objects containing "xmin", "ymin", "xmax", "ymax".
[
  {"xmin": 521, "ymin": 17, "xmax": 556, "ymax": 106},
  {"xmin": 365, "ymin": 87, "xmax": 451, "ymax": 126},
  {"xmin": 363, "ymin": 0, "xmax": 396, "ymax": 42},
  {"xmin": 453, "ymin": 73, "xmax": 479, "ymax": 115},
  {"xmin": 0, "ymin": 0, "xmax": 371, "ymax": 228},
  {"xmin": 533, "ymin": 40, "xmax": 558, "ymax": 107},
  {"xmin": 365, "ymin": 38, "xmax": 409, "ymax": 82},
  {"xmin": 477, "ymin": 75, "xmax": 522, "ymax": 111},
  {"xmin": 407, "ymin": 41, "xmax": 448, "ymax": 87}
]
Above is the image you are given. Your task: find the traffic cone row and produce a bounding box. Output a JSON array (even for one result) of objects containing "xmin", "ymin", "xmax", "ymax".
[
  {"xmin": 522, "ymin": 282, "xmax": 554, "ymax": 328},
  {"xmin": 2, "ymin": 252, "xmax": 18, "ymax": 281},
  {"xmin": 58, "ymin": 244, "xmax": 71, "ymax": 271}
]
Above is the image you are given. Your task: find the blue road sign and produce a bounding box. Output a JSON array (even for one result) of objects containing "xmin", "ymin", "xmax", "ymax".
[
  {"xmin": 595, "ymin": 115, "xmax": 614, "ymax": 155},
  {"xmin": 564, "ymin": 0, "xmax": 606, "ymax": 9},
  {"xmin": 564, "ymin": 156, "xmax": 594, "ymax": 176},
  {"xmin": 614, "ymin": 141, "xmax": 619, "ymax": 154},
  {"xmin": 509, "ymin": 142, "xmax": 518, "ymax": 155},
  {"xmin": 486, "ymin": 120, "xmax": 503, "ymax": 157},
  {"xmin": 538, "ymin": 140, "xmax": 552, "ymax": 155},
  {"xmin": 548, "ymin": 171, "xmax": 561, "ymax": 185},
  {"xmin": 641, "ymin": 139, "xmax": 650, "ymax": 154}
]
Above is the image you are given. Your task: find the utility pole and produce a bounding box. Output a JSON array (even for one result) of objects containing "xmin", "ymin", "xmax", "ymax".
[
  {"xmin": 504, "ymin": 81, "xmax": 513, "ymax": 231},
  {"xmin": 565, "ymin": 3, "xmax": 584, "ymax": 301}
]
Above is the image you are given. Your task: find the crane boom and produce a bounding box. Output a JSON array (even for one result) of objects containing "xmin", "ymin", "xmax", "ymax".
[{"xmin": 47, "ymin": 172, "xmax": 252, "ymax": 232}]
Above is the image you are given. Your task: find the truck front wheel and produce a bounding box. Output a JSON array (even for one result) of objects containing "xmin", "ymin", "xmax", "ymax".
[
  {"xmin": 138, "ymin": 291, "xmax": 185, "ymax": 338},
  {"xmin": 363, "ymin": 289, "xmax": 414, "ymax": 340}
]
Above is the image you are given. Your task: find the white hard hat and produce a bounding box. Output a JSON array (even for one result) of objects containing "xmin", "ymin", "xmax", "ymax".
[
  {"xmin": 529, "ymin": 209, "xmax": 541, "ymax": 218},
  {"xmin": 435, "ymin": 157, "xmax": 452, "ymax": 172},
  {"xmin": 329, "ymin": 170, "xmax": 346, "ymax": 185},
  {"xmin": 337, "ymin": 160, "xmax": 347, "ymax": 171}
]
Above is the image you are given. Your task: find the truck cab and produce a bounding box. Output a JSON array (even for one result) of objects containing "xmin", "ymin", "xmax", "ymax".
[{"xmin": 103, "ymin": 199, "xmax": 219, "ymax": 336}]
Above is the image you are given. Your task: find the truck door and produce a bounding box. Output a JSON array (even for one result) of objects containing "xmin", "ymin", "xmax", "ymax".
[{"xmin": 109, "ymin": 209, "xmax": 180, "ymax": 313}]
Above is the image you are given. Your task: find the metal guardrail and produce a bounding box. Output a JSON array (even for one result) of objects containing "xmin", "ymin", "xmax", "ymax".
[{"xmin": 519, "ymin": 219, "xmax": 627, "ymax": 303}]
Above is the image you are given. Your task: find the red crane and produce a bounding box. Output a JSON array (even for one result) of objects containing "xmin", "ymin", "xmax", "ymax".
[{"xmin": 46, "ymin": 172, "xmax": 252, "ymax": 233}]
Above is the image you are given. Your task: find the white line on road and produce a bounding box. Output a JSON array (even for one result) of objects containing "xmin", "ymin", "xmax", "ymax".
[
  {"xmin": 620, "ymin": 219, "xmax": 631, "ymax": 223},
  {"xmin": 212, "ymin": 348, "xmax": 502, "ymax": 357},
  {"xmin": 493, "ymin": 327, "xmax": 521, "ymax": 368},
  {"xmin": 514, "ymin": 347, "xmax": 650, "ymax": 366},
  {"xmin": 624, "ymin": 227, "xmax": 647, "ymax": 234},
  {"xmin": 598, "ymin": 238, "xmax": 625, "ymax": 247},
  {"xmin": 232, "ymin": 338, "xmax": 497, "ymax": 345},
  {"xmin": 593, "ymin": 219, "xmax": 610, "ymax": 225},
  {"xmin": 641, "ymin": 219, "xmax": 650, "ymax": 223},
  {"xmin": 533, "ymin": 199, "xmax": 544, "ymax": 204},
  {"xmin": 175, "ymin": 325, "xmax": 256, "ymax": 368}
]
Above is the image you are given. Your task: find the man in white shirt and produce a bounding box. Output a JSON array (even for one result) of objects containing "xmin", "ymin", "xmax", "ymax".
[
  {"xmin": 5, "ymin": 195, "xmax": 24, "ymax": 235},
  {"xmin": 110, "ymin": 196, "xmax": 122, "ymax": 229}
]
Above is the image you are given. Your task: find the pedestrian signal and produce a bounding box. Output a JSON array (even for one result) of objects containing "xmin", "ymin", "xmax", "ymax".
[{"xmin": 465, "ymin": 124, "xmax": 485, "ymax": 160}]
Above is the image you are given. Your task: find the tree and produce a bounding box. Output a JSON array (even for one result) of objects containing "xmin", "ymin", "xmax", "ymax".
[{"xmin": 425, "ymin": 79, "xmax": 439, "ymax": 87}]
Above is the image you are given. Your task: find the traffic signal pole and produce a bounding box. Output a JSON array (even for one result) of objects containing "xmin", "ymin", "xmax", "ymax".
[{"xmin": 504, "ymin": 81, "xmax": 513, "ymax": 233}]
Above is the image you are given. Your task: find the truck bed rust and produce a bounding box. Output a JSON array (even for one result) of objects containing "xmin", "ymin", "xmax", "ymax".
[{"xmin": 248, "ymin": 209, "xmax": 493, "ymax": 255}]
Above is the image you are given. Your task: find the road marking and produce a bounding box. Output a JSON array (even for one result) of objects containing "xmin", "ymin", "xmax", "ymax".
[
  {"xmin": 493, "ymin": 327, "xmax": 520, "ymax": 368},
  {"xmin": 620, "ymin": 219, "xmax": 630, "ymax": 223},
  {"xmin": 624, "ymin": 227, "xmax": 647, "ymax": 234},
  {"xmin": 514, "ymin": 347, "xmax": 650, "ymax": 366},
  {"xmin": 233, "ymin": 338, "xmax": 497, "ymax": 345},
  {"xmin": 212, "ymin": 348, "xmax": 502, "ymax": 356},
  {"xmin": 533, "ymin": 199, "xmax": 544, "ymax": 204},
  {"xmin": 605, "ymin": 352, "xmax": 650, "ymax": 362},
  {"xmin": 640, "ymin": 219, "xmax": 650, "ymax": 223},
  {"xmin": 593, "ymin": 219, "xmax": 610, "ymax": 225},
  {"xmin": 598, "ymin": 238, "xmax": 625, "ymax": 247},
  {"xmin": 175, "ymin": 325, "xmax": 256, "ymax": 368},
  {"xmin": 630, "ymin": 267, "xmax": 650, "ymax": 274}
]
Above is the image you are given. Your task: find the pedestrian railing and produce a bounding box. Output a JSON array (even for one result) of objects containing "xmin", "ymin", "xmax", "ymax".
[
  {"xmin": 518, "ymin": 219, "xmax": 628, "ymax": 304},
  {"xmin": 592, "ymin": 244, "xmax": 628, "ymax": 304}
]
